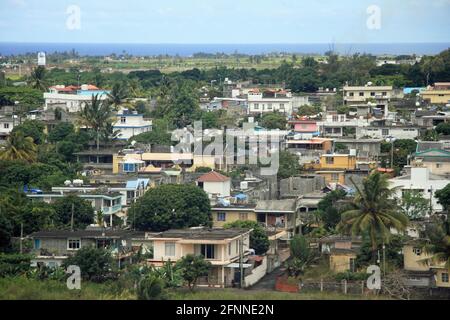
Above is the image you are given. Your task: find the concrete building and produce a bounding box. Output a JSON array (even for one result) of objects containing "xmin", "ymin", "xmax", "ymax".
[
  {"xmin": 196, "ymin": 171, "xmax": 231, "ymax": 199},
  {"xmin": 113, "ymin": 108, "xmax": 152, "ymax": 140},
  {"xmin": 44, "ymin": 84, "xmax": 110, "ymax": 113},
  {"xmin": 343, "ymin": 85, "xmax": 395, "ymax": 104},
  {"xmin": 356, "ymin": 125, "xmax": 421, "ymax": 140},
  {"xmin": 413, "ymin": 149, "xmax": 450, "ymax": 176},
  {"xmin": 389, "ymin": 166, "xmax": 449, "ymax": 213},
  {"xmin": 421, "ymin": 83, "xmax": 450, "ymax": 105},
  {"xmin": 0, "ymin": 115, "xmax": 15, "ymax": 143},
  {"xmin": 247, "ymin": 89, "xmax": 293, "ymax": 115}
]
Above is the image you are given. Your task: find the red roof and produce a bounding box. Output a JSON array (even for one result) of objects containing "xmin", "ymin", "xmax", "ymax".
[{"xmin": 197, "ymin": 171, "xmax": 230, "ymax": 183}]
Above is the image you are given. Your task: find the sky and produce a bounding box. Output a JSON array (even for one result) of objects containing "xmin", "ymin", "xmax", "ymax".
[{"xmin": 0, "ymin": 0, "xmax": 449, "ymax": 44}]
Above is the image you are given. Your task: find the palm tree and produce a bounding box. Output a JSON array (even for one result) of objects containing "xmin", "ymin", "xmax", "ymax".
[
  {"xmin": 107, "ymin": 83, "xmax": 129, "ymax": 110},
  {"xmin": 422, "ymin": 216, "xmax": 450, "ymax": 272},
  {"xmin": 78, "ymin": 94, "xmax": 115, "ymax": 151},
  {"xmin": 0, "ymin": 131, "xmax": 37, "ymax": 162},
  {"xmin": 338, "ymin": 172, "xmax": 409, "ymax": 261},
  {"xmin": 29, "ymin": 66, "xmax": 47, "ymax": 91}
]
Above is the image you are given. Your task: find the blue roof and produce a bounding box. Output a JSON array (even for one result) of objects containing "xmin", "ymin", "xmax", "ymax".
[{"xmin": 235, "ymin": 193, "xmax": 248, "ymax": 200}]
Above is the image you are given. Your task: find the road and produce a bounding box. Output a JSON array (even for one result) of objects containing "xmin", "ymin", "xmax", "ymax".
[{"xmin": 247, "ymin": 266, "xmax": 286, "ymax": 291}]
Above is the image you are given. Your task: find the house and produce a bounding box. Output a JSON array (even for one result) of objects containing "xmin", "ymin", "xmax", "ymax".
[
  {"xmin": 247, "ymin": 89, "xmax": 293, "ymax": 115},
  {"xmin": 255, "ymin": 199, "xmax": 298, "ymax": 238},
  {"xmin": 113, "ymin": 108, "xmax": 152, "ymax": 140},
  {"xmin": 389, "ymin": 166, "xmax": 449, "ymax": 213},
  {"xmin": 319, "ymin": 235, "xmax": 363, "ymax": 272},
  {"xmin": 412, "ymin": 148, "xmax": 450, "ymax": 175},
  {"xmin": 402, "ymin": 240, "xmax": 449, "ymax": 289},
  {"xmin": 211, "ymin": 203, "xmax": 257, "ymax": 228},
  {"xmin": 288, "ymin": 120, "xmax": 320, "ymax": 136},
  {"xmin": 334, "ymin": 138, "xmax": 383, "ymax": 159},
  {"xmin": 343, "ymin": 85, "xmax": 396, "ymax": 104},
  {"xmin": 317, "ymin": 114, "xmax": 369, "ymax": 138},
  {"xmin": 356, "ymin": 125, "xmax": 421, "ymax": 140},
  {"xmin": 0, "ymin": 115, "xmax": 15, "ymax": 143},
  {"xmin": 26, "ymin": 189, "xmax": 123, "ymax": 226},
  {"xmin": 421, "ymin": 83, "xmax": 450, "ymax": 105},
  {"xmin": 285, "ymin": 137, "xmax": 333, "ymax": 164},
  {"xmin": 196, "ymin": 171, "xmax": 231, "ymax": 199},
  {"xmin": 44, "ymin": 84, "xmax": 110, "ymax": 113},
  {"xmin": 29, "ymin": 229, "xmax": 138, "ymax": 268},
  {"xmin": 146, "ymin": 228, "xmax": 254, "ymax": 288}
]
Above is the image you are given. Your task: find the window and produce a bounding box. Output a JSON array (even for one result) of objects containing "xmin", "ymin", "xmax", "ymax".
[
  {"xmin": 326, "ymin": 157, "xmax": 334, "ymax": 165},
  {"xmin": 442, "ymin": 273, "xmax": 449, "ymax": 283},
  {"xmin": 254, "ymin": 103, "xmax": 259, "ymax": 110},
  {"xmin": 67, "ymin": 239, "xmax": 81, "ymax": 250},
  {"xmin": 217, "ymin": 212, "xmax": 226, "ymax": 222},
  {"xmin": 280, "ymin": 103, "xmax": 285, "ymax": 110},
  {"xmin": 120, "ymin": 116, "xmax": 126, "ymax": 124},
  {"xmin": 200, "ymin": 244, "xmax": 216, "ymax": 259},
  {"xmin": 239, "ymin": 212, "xmax": 248, "ymax": 220},
  {"xmin": 123, "ymin": 163, "xmax": 135, "ymax": 172},
  {"xmin": 236, "ymin": 240, "xmax": 239, "ymax": 253},
  {"xmin": 349, "ymin": 258, "xmax": 356, "ymax": 272},
  {"xmin": 382, "ymin": 129, "xmax": 389, "ymax": 136},
  {"xmin": 4, "ymin": 123, "xmax": 9, "ymax": 129},
  {"xmin": 370, "ymin": 92, "xmax": 375, "ymax": 96},
  {"xmin": 349, "ymin": 92, "xmax": 354, "ymax": 97},
  {"xmin": 359, "ymin": 92, "xmax": 364, "ymax": 97},
  {"xmin": 382, "ymin": 92, "xmax": 387, "ymax": 96},
  {"xmin": 412, "ymin": 247, "xmax": 422, "ymax": 256},
  {"xmin": 165, "ymin": 242, "xmax": 175, "ymax": 256},
  {"xmin": 267, "ymin": 103, "xmax": 273, "ymax": 110},
  {"xmin": 228, "ymin": 243, "xmax": 231, "ymax": 256},
  {"xmin": 331, "ymin": 173, "xmax": 339, "ymax": 181},
  {"xmin": 436, "ymin": 163, "xmax": 442, "ymax": 168}
]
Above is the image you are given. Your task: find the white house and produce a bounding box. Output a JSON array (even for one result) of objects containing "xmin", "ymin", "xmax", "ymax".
[
  {"xmin": 389, "ymin": 166, "xmax": 449, "ymax": 213},
  {"xmin": 44, "ymin": 84, "xmax": 110, "ymax": 113},
  {"xmin": 113, "ymin": 108, "xmax": 152, "ymax": 140},
  {"xmin": 247, "ymin": 89, "xmax": 293, "ymax": 115},
  {"xmin": 356, "ymin": 125, "xmax": 420, "ymax": 140},
  {"xmin": 196, "ymin": 171, "xmax": 231, "ymax": 199},
  {"xmin": 0, "ymin": 115, "xmax": 15, "ymax": 143}
]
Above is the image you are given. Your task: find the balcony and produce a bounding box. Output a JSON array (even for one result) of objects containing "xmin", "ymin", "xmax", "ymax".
[{"xmin": 102, "ymin": 204, "xmax": 122, "ymax": 215}]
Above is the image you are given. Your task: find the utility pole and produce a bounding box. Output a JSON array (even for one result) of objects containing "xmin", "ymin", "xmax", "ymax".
[
  {"xmin": 20, "ymin": 223, "xmax": 23, "ymax": 254},
  {"xmin": 70, "ymin": 203, "xmax": 75, "ymax": 231},
  {"xmin": 382, "ymin": 242, "xmax": 386, "ymax": 277},
  {"xmin": 239, "ymin": 235, "xmax": 244, "ymax": 288}
]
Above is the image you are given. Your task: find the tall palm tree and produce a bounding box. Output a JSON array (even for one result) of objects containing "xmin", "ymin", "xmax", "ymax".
[
  {"xmin": 0, "ymin": 131, "xmax": 37, "ymax": 162},
  {"xmin": 78, "ymin": 94, "xmax": 115, "ymax": 151},
  {"xmin": 107, "ymin": 83, "xmax": 129, "ymax": 110},
  {"xmin": 338, "ymin": 172, "xmax": 409, "ymax": 261},
  {"xmin": 422, "ymin": 215, "xmax": 450, "ymax": 272},
  {"xmin": 29, "ymin": 66, "xmax": 47, "ymax": 91}
]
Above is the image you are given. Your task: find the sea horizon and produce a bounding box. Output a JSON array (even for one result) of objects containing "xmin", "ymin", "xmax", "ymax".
[{"xmin": 1, "ymin": 42, "xmax": 449, "ymax": 57}]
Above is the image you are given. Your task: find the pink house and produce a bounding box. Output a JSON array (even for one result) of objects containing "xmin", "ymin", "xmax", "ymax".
[{"xmin": 289, "ymin": 120, "xmax": 319, "ymax": 134}]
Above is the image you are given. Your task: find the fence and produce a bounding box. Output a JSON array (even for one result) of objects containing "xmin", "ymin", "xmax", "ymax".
[{"xmin": 301, "ymin": 279, "xmax": 370, "ymax": 296}]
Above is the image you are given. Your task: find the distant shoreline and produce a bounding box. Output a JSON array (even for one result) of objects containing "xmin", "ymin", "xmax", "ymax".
[{"xmin": 1, "ymin": 42, "xmax": 449, "ymax": 57}]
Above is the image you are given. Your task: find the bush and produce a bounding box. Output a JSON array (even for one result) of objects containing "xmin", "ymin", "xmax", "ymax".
[
  {"xmin": 137, "ymin": 274, "xmax": 166, "ymax": 300},
  {"xmin": 0, "ymin": 254, "xmax": 32, "ymax": 277},
  {"xmin": 334, "ymin": 272, "xmax": 369, "ymax": 282}
]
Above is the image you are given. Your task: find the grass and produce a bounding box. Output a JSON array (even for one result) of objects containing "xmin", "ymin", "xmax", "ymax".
[{"xmin": 168, "ymin": 288, "xmax": 390, "ymax": 300}]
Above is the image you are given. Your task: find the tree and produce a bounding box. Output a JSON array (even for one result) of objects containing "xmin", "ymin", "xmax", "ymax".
[
  {"xmin": 287, "ymin": 235, "xmax": 316, "ymax": 277},
  {"xmin": 338, "ymin": 172, "xmax": 409, "ymax": 261},
  {"xmin": 63, "ymin": 246, "xmax": 115, "ymax": 282},
  {"xmin": 137, "ymin": 274, "xmax": 166, "ymax": 300},
  {"xmin": 107, "ymin": 82, "xmax": 129, "ymax": 110},
  {"xmin": 12, "ymin": 120, "xmax": 46, "ymax": 144},
  {"xmin": 436, "ymin": 122, "xmax": 450, "ymax": 136},
  {"xmin": 260, "ymin": 112, "xmax": 287, "ymax": 130},
  {"xmin": 175, "ymin": 254, "xmax": 211, "ymax": 291},
  {"xmin": 52, "ymin": 195, "xmax": 94, "ymax": 229},
  {"xmin": 278, "ymin": 151, "xmax": 300, "ymax": 179},
  {"xmin": 0, "ymin": 210, "xmax": 13, "ymax": 252},
  {"xmin": 28, "ymin": 66, "xmax": 47, "ymax": 91},
  {"xmin": 78, "ymin": 94, "xmax": 115, "ymax": 150},
  {"xmin": 0, "ymin": 131, "xmax": 37, "ymax": 163},
  {"xmin": 400, "ymin": 189, "xmax": 430, "ymax": 220},
  {"xmin": 132, "ymin": 184, "xmax": 211, "ymax": 231},
  {"xmin": 436, "ymin": 183, "xmax": 450, "ymax": 214},
  {"xmin": 224, "ymin": 220, "xmax": 269, "ymax": 255},
  {"xmin": 317, "ymin": 190, "xmax": 348, "ymax": 231},
  {"xmin": 422, "ymin": 215, "xmax": 450, "ymax": 272},
  {"xmin": 48, "ymin": 123, "xmax": 76, "ymax": 143},
  {"xmin": 130, "ymin": 119, "xmax": 171, "ymax": 146}
]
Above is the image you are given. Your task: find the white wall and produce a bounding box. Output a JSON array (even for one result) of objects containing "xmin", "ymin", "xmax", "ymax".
[{"xmin": 203, "ymin": 180, "xmax": 231, "ymax": 198}]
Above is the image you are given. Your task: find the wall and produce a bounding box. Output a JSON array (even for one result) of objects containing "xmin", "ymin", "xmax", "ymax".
[
  {"xmin": 279, "ymin": 176, "xmax": 326, "ymax": 198},
  {"xmin": 403, "ymin": 245, "xmax": 431, "ymax": 271},
  {"xmin": 212, "ymin": 210, "xmax": 257, "ymax": 228},
  {"xmin": 329, "ymin": 254, "xmax": 354, "ymax": 272},
  {"xmin": 203, "ymin": 180, "xmax": 231, "ymax": 198},
  {"xmin": 244, "ymin": 256, "xmax": 268, "ymax": 288},
  {"xmin": 421, "ymin": 161, "xmax": 450, "ymax": 175},
  {"xmin": 435, "ymin": 269, "xmax": 450, "ymax": 288},
  {"xmin": 320, "ymin": 155, "xmax": 356, "ymax": 170}
]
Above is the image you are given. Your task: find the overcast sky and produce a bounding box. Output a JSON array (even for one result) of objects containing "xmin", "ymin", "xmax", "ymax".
[{"xmin": 0, "ymin": 0, "xmax": 449, "ymax": 43}]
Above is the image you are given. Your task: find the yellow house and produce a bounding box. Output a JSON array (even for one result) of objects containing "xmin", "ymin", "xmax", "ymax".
[
  {"xmin": 320, "ymin": 236, "xmax": 361, "ymax": 273},
  {"xmin": 315, "ymin": 171, "xmax": 346, "ymax": 184},
  {"xmin": 211, "ymin": 205, "xmax": 257, "ymax": 228},
  {"xmin": 421, "ymin": 90, "xmax": 450, "ymax": 104},
  {"xmin": 403, "ymin": 243, "xmax": 450, "ymax": 288},
  {"xmin": 320, "ymin": 154, "xmax": 357, "ymax": 170},
  {"xmin": 329, "ymin": 250, "xmax": 357, "ymax": 273}
]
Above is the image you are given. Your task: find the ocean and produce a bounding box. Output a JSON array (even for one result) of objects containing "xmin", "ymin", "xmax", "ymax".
[{"xmin": 0, "ymin": 42, "xmax": 449, "ymax": 57}]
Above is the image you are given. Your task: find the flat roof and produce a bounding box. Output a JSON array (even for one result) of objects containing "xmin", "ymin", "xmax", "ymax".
[
  {"xmin": 149, "ymin": 228, "xmax": 251, "ymax": 240},
  {"xmin": 30, "ymin": 230, "xmax": 141, "ymax": 239}
]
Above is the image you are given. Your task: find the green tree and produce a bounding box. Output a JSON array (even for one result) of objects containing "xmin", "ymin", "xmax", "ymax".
[
  {"xmin": 400, "ymin": 189, "xmax": 430, "ymax": 220},
  {"xmin": 436, "ymin": 183, "xmax": 450, "ymax": 214},
  {"xmin": 48, "ymin": 123, "xmax": 76, "ymax": 143},
  {"xmin": 0, "ymin": 131, "xmax": 37, "ymax": 163},
  {"xmin": 338, "ymin": 172, "xmax": 409, "ymax": 261},
  {"xmin": 130, "ymin": 119, "xmax": 171, "ymax": 146},
  {"xmin": 11, "ymin": 120, "xmax": 46, "ymax": 144},
  {"xmin": 78, "ymin": 94, "xmax": 115, "ymax": 150},
  {"xmin": 52, "ymin": 195, "xmax": 94, "ymax": 229},
  {"xmin": 422, "ymin": 215, "xmax": 450, "ymax": 272},
  {"xmin": 175, "ymin": 254, "xmax": 211, "ymax": 291},
  {"xmin": 436, "ymin": 122, "xmax": 450, "ymax": 136},
  {"xmin": 132, "ymin": 184, "xmax": 211, "ymax": 231},
  {"xmin": 107, "ymin": 82, "xmax": 129, "ymax": 110},
  {"xmin": 317, "ymin": 190, "xmax": 348, "ymax": 231},
  {"xmin": 260, "ymin": 112, "xmax": 287, "ymax": 130},
  {"xmin": 287, "ymin": 235, "xmax": 316, "ymax": 277},
  {"xmin": 278, "ymin": 151, "xmax": 300, "ymax": 179},
  {"xmin": 137, "ymin": 274, "xmax": 166, "ymax": 300},
  {"xmin": 63, "ymin": 246, "xmax": 115, "ymax": 282},
  {"xmin": 224, "ymin": 220, "xmax": 269, "ymax": 255},
  {"xmin": 28, "ymin": 66, "xmax": 48, "ymax": 91}
]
